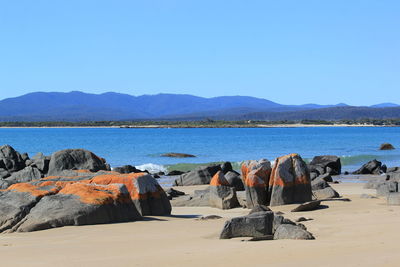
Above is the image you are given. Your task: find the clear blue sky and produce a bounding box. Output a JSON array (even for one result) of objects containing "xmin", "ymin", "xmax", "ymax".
[{"xmin": 0, "ymin": 0, "xmax": 399, "ymax": 105}]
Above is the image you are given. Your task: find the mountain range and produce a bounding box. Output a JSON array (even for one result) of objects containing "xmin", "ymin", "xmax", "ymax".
[{"xmin": 0, "ymin": 91, "xmax": 399, "ymax": 121}]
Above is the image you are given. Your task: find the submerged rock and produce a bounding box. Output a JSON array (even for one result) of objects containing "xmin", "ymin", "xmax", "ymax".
[
  {"xmin": 161, "ymin": 153, "xmax": 196, "ymax": 158},
  {"xmin": 380, "ymin": 143, "xmax": 395, "ymax": 150}
]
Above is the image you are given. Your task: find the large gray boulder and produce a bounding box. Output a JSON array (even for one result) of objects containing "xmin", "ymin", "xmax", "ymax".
[
  {"xmin": 174, "ymin": 164, "xmax": 221, "ymax": 186},
  {"xmin": 309, "ymin": 155, "xmax": 341, "ymax": 175},
  {"xmin": 47, "ymin": 149, "xmax": 110, "ymax": 176},
  {"xmin": 353, "ymin": 159, "xmax": 385, "ymax": 175},
  {"xmin": 6, "ymin": 166, "xmax": 42, "ymax": 184},
  {"xmin": 220, "ymin": 211, "xmax": 274, "ymax": 239},
  {"xmin": 10, "ymin": 183, "xmax": 142, "ymax": 233},
  {"xmin": 0, "ymin": 145, "xmax": 26, "ymax": 174},
  {"xmin": 313, "ymin": 187, "xmax": 340, "ymax": 199},
  {"xmin": 273, "ymin": 224, "xmax": 315, "ymax": 240}
]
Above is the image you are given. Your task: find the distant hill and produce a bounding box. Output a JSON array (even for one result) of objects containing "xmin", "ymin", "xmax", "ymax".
[{"xmin": 0, "ymin": 91, "xmax": 398, "ymax": 121}]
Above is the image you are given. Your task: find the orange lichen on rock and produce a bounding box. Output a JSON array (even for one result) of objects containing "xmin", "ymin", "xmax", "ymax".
[
  {"xmin": 58, "ymin": 183, "xmax": 131, "ymax": 205},
  {"xmin": 210, "ymin": 171, "xmax": 230, "ymax": 186},
  {"xmin": 244, "ymin": 170, "xmax": 267, "ymax": 187},
  {"xmin": 85, "ymin": 172, "xmax": 161, "ymax": 200},
  {"xmin": 7, "ymin": 183, "xmax": 59, "ymax": 197}
]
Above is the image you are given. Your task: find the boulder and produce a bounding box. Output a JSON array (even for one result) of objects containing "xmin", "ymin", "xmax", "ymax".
[
  {"xmin": 241, "ymin": 159, "xmax": 271, "ymax": 209},
  {"xmin": 31, "ymin": 152, "xmax": 50, "ymax": 173},
  {"xmin": 88, "ymin": 173, "xmax": 171, "ymax": 216},
  {"xmin": 272, "ymin": 215, "xmax": 296, "ymax": 232},
  {"xmin": 209, "ymin": 171, "xmax": 240, "ymax": 209},
  {"xmin": 220, "ymin": 211, "xmax": 274, "ymax": 239},
  {"xmin": 273, "ymin": 224, "xmax": 314, "ymax": 240},
  {"xmin": 161, "ymin": 153, "xmax": 196, "ymax": 158},
  {"xmin": 225, "ymin": 171, "xmax": 244, "ymax": 191},
  {"xmin": 380, "ymin": 143, "xmax": 395, "ymax": 150},
  {"xmin": 11, "ymin": 183, "xmax": 142, "ymax": 232},
  {"xmin": 353, "ymin": 159, "xmax": 384, "ymax": 175},
  {"xmin": 309, "ymin": 155, "xmax": 341, "ymax": 175},
  {"xmin": 291, "ymin": 200, "xmax": 321, "ymax": 212},
  {"xmin": 376, "ymin": 181, "xmax": 398, "ymax": 197},
  {"xmin": 6, "ymin": 166, "xmax": 42, "ymax": 183},
  {"xmin": 313, "ymin": 187, "xmax": 340, "ymax": 199},
  {"xmin": 311, "ymin": 177, "xmax": 330, "ymax": 190},
  {"xmin": 174, "ymin": 164, "xmax": 221, "ymax": 186},
  {"xmin": 268, "ymin": 154, "xmax": 312, "ymax": 206},
  {"xmin": 47, "ymin": 149, "xmax": 110, "ymax": 176},
  {"xmin": 113, "ymin": 165, "xmax": 142, "ymax": 174},
  {"xmin": 0, "ymin": 145, "xmax": 26, "ymax": 173}
]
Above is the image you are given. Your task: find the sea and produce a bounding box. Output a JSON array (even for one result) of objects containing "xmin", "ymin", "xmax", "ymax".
[{"xmin": 1, "ymin": 127, "xmax": 399, "ymax": 174}]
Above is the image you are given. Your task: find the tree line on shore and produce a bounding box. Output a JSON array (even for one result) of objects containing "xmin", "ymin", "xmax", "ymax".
[{"xmin": 0, "ymin": 118, "xmax": 400, "ymax": 127}]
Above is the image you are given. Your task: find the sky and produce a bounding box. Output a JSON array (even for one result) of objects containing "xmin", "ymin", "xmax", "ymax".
[{"xmin": 0, "ymin": 0, "xmax": 399, "ymax": 105}]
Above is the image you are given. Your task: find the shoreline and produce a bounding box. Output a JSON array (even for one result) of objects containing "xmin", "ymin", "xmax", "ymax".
[{"xmin": 0, "ymin": 124, "xmax": 398, "ymax": 129}]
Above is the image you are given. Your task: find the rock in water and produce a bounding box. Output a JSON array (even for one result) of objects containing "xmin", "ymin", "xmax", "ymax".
[
  {"xmin": 309, "ymin": 155, "xmax": 341, "ymax": 175},
  {"xmin": 47, "ymin": 149, "xmax": 110, "ymax": 176},
  {"xmin": 161, "ymin": 153, "xmax": 196, "ymax": 158},
  {"xmin": 353, "ymin": 159, "xmax": 385, "ymax": 175},
  {"xmin": 174, "ymin": 164, "xmax": 221, "ymax": 186},
  {"xmin": 209, "ymin": 171, "xmax": 240, "ymax": 209},
  {"xmin": 220, "ymin": 211, "xmax": 274, "ymax": 239},
  {"xmin": 113, "ymin": 165, "xmax": 142, "ymax": 174},
  {"xmin": 380, "ymin": 143, "xmax": 395, "ymax": 150},
  {"xmin": 268, "ymin": 154, "xmax": 312, "ymax": 206},
  {"xmin": 241, "ymin": 159, "xmax": 271, "ymax": 208}
]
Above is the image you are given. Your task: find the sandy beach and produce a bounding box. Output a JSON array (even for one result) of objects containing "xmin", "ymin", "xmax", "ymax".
[{"xmin": 1, "ymin": 182, "xmax": 399, "ymax": 267}]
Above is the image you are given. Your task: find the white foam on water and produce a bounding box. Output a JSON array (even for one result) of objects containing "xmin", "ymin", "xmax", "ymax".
[{"xmin": 135, "ymin": 163, "xmax": 167, "ymax": 174}]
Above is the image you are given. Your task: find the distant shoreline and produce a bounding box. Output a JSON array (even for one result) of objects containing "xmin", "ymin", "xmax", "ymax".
[{"xmin": 0, "ymin": 124, "xmax": 398, "ymax": 129}]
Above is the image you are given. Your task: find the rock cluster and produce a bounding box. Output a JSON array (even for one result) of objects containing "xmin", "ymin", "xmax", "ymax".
[
  {"xmin": 0, "ymin": 145, "xmax": 112, "ymax": 189},
  {"xmin": 174, "ymin": 162, "xmax": 243, "ymax": 189},
  {"xmin": 241, "ymin": 154, "xmax": 313, "ymax": 207},
  {"xmin": 220, "ymin": 208, "xmax": 314, "ymax": 240}
]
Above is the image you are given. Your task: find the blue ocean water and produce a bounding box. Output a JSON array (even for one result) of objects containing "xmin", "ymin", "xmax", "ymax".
[{"xmin": 0, "ymin": 127, "xmax": 399, "ymax": 173}]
